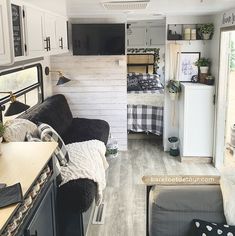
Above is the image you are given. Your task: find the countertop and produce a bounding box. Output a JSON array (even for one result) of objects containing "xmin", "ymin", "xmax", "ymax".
[{"xmin": 0, "ymin": 142, "xmax": 57, "ymax": 231}]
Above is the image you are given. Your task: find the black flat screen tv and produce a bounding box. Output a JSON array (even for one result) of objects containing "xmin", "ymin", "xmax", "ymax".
[{"xmin": 72, "ymin": 24, "xmax": 125, "ymax": 55}]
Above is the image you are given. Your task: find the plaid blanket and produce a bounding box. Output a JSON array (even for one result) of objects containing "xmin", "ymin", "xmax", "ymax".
[
  {"xmin": 127, "ymin": 105, "xmax": 163, "ymax": 135},
  {"xmin": 127, "ymin": 89, "xmax": 164, "ymax": 94}
]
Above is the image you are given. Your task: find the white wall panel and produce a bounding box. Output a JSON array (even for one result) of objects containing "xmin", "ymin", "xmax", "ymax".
[{"xmin": 50, "ymin": 54, "xmax": 127, "ymax": 150}]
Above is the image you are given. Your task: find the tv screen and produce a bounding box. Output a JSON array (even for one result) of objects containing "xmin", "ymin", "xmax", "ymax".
[{"xmin": 72, "ymin": 24, "xmax": 125, "ymax": 55}]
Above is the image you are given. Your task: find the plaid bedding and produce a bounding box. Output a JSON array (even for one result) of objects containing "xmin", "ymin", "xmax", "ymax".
[
  {"xmin": 127, "ymin": 105, "xmax": 163, "ymax": 135},
  {"xmin": 127, "ymin": 89, "xmax": 164, "ymax": 94}
]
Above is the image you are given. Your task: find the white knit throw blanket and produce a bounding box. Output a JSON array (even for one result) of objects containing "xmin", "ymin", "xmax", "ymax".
[{"xmin": 60, "ymin": 140, "xmax": 109, "ymax": 205}]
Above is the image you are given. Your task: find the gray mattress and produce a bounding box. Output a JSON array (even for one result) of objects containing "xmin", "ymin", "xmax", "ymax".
[{"xmin": 148, "ymin": 185, "xmax": 226, "ymax": 236}]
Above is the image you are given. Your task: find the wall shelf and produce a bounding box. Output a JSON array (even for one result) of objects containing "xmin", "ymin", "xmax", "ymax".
[{"xmin": 167, "ymin": 24, "xmax": 213, "ymax": 41}]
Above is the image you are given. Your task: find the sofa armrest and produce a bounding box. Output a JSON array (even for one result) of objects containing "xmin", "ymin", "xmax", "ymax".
[
  {"xmin": 148, "ymin": 185, "xmax": 225, "ymax": 236},
  {"xmin": 144, "ymin": 176, "xmax": 224, "ymax": 236},
  {"xmin": 62, "ymin": 118, "xmax": 110, "ymax": 145}
]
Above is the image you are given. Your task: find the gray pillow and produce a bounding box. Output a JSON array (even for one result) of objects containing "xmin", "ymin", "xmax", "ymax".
[{"xmin": 127, "ymin": 77, "xmax": 142, "ymax": 91}]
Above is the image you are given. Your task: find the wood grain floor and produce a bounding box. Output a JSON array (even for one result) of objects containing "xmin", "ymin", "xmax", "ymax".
[{"xmin": 87, "ymin": 139, "xmax": 219, "ymax": 236}]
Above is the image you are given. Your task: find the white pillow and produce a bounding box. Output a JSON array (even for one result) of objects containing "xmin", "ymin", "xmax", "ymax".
[
  {"xmin": 3, "ymin": 119, "xmax": 37, "ymax": 142},
  {"xmin": 220, "ymin": 162, "xmax": 235, "ymax": 225}
]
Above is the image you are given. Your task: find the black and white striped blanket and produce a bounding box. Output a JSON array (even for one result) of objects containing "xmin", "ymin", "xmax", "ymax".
[{"xmin": 127, "ymin": 105, "xmax": 164, "ymax": 135}]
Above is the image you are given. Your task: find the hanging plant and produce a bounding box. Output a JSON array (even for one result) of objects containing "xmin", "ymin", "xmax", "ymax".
[{"xmin": 166, "ymin": 80, "xmax": 181, "ymax": 100}]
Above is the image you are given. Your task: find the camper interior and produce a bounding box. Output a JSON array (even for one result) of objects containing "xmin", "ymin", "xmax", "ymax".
[{"xmin": 0, "ymin": 0, "xmax": 235, "ymax": 236}]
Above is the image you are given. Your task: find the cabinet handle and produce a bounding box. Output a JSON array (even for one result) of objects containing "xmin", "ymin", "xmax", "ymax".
[
  {"xmin": 127, "ymin": 39, "xmax": 129, "ymax": 46},
  {"xmin": 44, "ymin": 37, "xmax": 50, "ymax": 51},
  {"xmin": 44, "ymin": 38, "xmax": 49, "ymax": 51},
  {"xmin": 48, "ymin": 37, "xmax": 51, "ymax": 51},
  {"xmin": 59, "ymin": 37, "xmax": 63, "ymax": 49},
  {"xmin": 150, "ymin": 39, "xmax": 152, "ymax": 45}
]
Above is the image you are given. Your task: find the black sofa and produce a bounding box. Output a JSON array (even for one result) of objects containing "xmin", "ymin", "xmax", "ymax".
[{"xmin": 20, "ymin": 94, "xmax": 110, "ymax": 236}]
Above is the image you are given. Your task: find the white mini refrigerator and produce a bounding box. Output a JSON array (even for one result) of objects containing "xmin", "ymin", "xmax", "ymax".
[{"xmin": 179, "ymin": 83, "xmax": 215, "ymax": 159}]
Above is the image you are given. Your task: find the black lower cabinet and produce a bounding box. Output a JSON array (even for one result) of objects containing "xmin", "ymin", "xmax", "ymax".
[
  {"xmin": 58, "ymin": 211, "xmax": 84, "ymax": 236},
  {"xmin": 25, "ymin": 182, "xmax": 56, "ymax": 236}
]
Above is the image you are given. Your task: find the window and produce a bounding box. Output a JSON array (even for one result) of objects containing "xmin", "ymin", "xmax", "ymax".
[{"xmin": 0, "ymin": 64, "xmax": 43, "ymax": 122}]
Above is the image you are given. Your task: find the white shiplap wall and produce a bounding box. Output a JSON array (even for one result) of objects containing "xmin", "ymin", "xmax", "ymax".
[{"xmin": 50, "ymin": 54, "xmax": 127, "ymax": 150}]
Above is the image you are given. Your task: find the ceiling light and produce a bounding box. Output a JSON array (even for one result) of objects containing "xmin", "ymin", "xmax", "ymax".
[{"xmin": 102, "ymin": 0, "xmax": 150, "ymax": 10}]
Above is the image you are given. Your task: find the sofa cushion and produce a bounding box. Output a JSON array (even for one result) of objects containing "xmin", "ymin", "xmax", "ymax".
[
  {"xmin": 190, "ymin": 219, "xmax": 235, "ymax": 236},
  {"xmin": 149, "ymin": 185, "xmax": 226, "ymax": 236},
  {"xmin": 20, "ymin": 94, "xmax": 73, "ymax": 137},
  {"xmin": 62, "ymin": 118, "xmax": 110, "ymax": 145},
  {"xmin": 38, "ymin": 123, "xmax": 69, "ymax": 166}
]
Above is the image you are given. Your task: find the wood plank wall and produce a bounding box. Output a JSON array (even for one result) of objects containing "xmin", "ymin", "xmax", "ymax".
[{"xmin": 50, "ymin": 54, "xmax": 128, "ymax": 150}]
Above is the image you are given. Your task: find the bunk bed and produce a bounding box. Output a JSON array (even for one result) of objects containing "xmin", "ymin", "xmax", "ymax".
[
  {"xmin": 127, "ymin": 49, "xmax": 164, "ymax": 136},
  {"xmin": 127, "ymin": 73, "xmax": 164, "ymax": 136}
]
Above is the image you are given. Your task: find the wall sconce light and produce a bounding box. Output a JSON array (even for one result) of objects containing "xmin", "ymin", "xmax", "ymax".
[
  {"xmin": 0, "ymin": 92, "xmax": 30, "ymax": 116},
  {"xmin": 45, "ymin": 67, "xmax": 71, "ymax": 85}
]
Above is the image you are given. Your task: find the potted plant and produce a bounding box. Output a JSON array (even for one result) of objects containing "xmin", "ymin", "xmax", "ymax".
[
  {"xmin": 166, "ymin": 80, "xmax": 181, "ymax": 100},
  {"xmin": 199, "ymin": 23, "xmax": 214, "ymax": 40},
  {"xmin": 195, "ymin": 58, "xmax": 210, "ymax": 74}
]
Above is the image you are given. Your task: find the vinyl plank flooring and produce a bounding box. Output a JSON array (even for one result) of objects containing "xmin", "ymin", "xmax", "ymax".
[{"xmin": 87, "ymin": 139, "xmax": 219, "ymax": 236}]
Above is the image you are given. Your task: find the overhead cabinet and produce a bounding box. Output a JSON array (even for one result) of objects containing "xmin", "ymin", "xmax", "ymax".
[
  {"xmin": 148, "ymin": 26, "xmax": 166, "ymax": 46},
  {"xmin": 24, "ymin": 6, "xmax": 68, "ymax": 57},
  {"xmin": 127, "ymin": 25, "xmax": 165, "ymax": 47},
  {"xmin": 0, "ymin": 0, "xmax": 68, "ymax": 64},
  {"xmin": 127, "ymin": 26, "xmax": 146, "ymax": 47},
  {"xmin": 24, "ymin": 5, "xmax": 45, "ymax": 57},
  {"xmin": 0, "ymin": 0, "xmax": 14, "ymax": 65},
  {"xmin": 44, "ymin": 13, "xmax": 57, "ymax": 53},
  {"xmin": 56, "ymin": 17, "xmax": 68, "ymax": 51}
]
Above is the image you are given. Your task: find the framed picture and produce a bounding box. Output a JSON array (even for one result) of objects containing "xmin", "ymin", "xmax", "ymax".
[{"xmin": 180, "ymin": 52, "xmax": 200, "ymax": 82}]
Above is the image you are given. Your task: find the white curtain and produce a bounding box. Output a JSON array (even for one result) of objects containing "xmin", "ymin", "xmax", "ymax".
[
  {"xmin": 168, "ymin": 43, "xmax": 182, "ymax": 127},
  {"xmin": 169, "ymin": 43, "xmax": 181, "ymax": 81}
]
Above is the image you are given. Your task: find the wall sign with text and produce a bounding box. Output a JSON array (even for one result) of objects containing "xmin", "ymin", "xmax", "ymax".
[{"xmin": 222, "ymin": 10, "xmax": 235, "ymax": 27}]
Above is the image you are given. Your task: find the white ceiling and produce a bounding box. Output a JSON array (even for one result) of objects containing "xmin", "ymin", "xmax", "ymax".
[{"xmin": 67, "ymin": 0, "xmax": 235, "ymax": 19}]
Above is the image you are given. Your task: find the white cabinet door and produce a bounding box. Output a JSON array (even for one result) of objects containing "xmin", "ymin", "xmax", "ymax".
[
  {"xmin": 44, "ymin": 13, "xmax": 57, "ymax": 54},
  {"xmin": 148, "ymin": 26, "xmax": 165, "ymax": 46},
  {"xmin": 0, "ymin": 0, "xmax": 13, "ymax": 65},
  {"xmin": 24, "ymin": 6, "xmax": 44, "ymax": 57},
  {"xmin": 127, "ymin": 26, "xmax": 146, "ymax": 47},
  {"xmin": 179, "ymin": 83, "xmax": 215, "ymax": 157},
  {"xmin": 55, "ymin": 17, "xmax": 68, "ymax": 52}
]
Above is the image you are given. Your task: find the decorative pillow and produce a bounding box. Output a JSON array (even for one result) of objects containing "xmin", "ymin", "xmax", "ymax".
[
  {"xmin": 127, "ymin": 76, "xmax": 142, "ymax": 91},
  {"xmin": 25, "ymin": 131, "xmax": 62, "ymax": 183},
  {"xmin": 25, "ymin": 132, "xmax": 41, "ymax": 142},
  {"xmin": 220, "ymin": 162, "xmax": 235, "ymax": 225},
  {"xmin": 38, "ymin": 123, "xmax": 69, "ymax": 166},
  {"xmin": 3, "ymin": 119, "xmax": 37, "ymax": 142},
  {"xmin": 190, "ymin": 219, "xmax": 235, "ymax": 236},
  {"xmin": 138, "ymin": 75, "xmax": 163, "ymax": 90}
]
